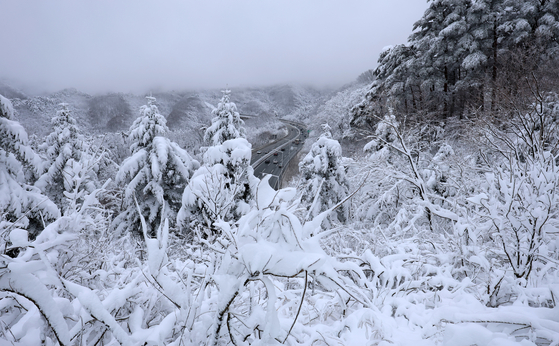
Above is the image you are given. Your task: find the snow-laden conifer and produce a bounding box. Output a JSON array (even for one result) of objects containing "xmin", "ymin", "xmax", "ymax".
[
  {"xmin": 178, "ymin": 90, "xmax": 256, "ymax": 236},
  {"xmin": 0, "ymin": 94, "xmax": 59, "ymax": 238},
  {"xmin": 114, "ymin": 96, "xmax": 199, "ymax": 236},
  {"xmin": 178, "ymin": 137, "xmax": 257, "ymax": 235},
  {"xmin": 204, "ymin": 89, "xmax": 246, "ymax": 146},
  {"xmin": 299, "ymin": 124, "xmax": 349, "ymax": 226},
  {"xmin": 35, "ymin": 103, "xmax": 91, "ymax": 210},
  {"xmin": 353, "ymin": 0, "xmax": 559, "ymax": 121}
]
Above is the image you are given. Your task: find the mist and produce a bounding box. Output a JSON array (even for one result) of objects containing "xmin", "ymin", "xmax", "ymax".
[{"xmin": 0, "ymin": 0, "xmax": 428, "ymax": 94}]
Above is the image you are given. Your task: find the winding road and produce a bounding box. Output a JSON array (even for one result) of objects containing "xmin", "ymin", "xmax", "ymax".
[{"xmin": 250, "ymin": 121, "xmax": 306, "ymax": 190}]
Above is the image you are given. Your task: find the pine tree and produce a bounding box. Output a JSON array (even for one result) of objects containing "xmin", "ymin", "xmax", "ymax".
[
  {"xmin": 204, "ymin": 89, "xmax": 246, "ymax": 145},
  {"xmin": 373, "ymin": 44, "xmax": 419, "ymax": 112},
  {"xmin": 0, "ymin": 94, "xmax": 59, "ymax": 238},
  {"xmin": 114, "ymin": 96, "xmax": 199, "ymax": 236},
  {"xmin": 501, "ymin": 0, "xmax": 559, "ymax": 54},
  {"xmin": 178, "ymin": 90, "xmax": 256, "ymax": 236},
  {"xmin": 299, "ymin": 125, "xmax": 349, "ymax": 227},
  {"xmin": 352, "ymin": 0, "xmax": 559, "ymax": 123},
  {"xmin": 35, "ymin": 103, "xmax": 89, "ymax": 210}
]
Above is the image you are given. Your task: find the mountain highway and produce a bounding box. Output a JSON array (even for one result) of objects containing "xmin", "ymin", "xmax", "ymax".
[{"xmin": 250, "ymin": 121, "xmax": 306, "ymax": 190}]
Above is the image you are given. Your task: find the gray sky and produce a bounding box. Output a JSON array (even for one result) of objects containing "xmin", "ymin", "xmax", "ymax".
[{"xmin": 0, "ymin": 1, "xmax": 428, "ymax": 94}]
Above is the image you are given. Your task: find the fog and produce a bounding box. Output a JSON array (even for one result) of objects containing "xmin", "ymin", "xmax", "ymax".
[{"xmin": 0, "ymin": 1, "xmax": 428, "ymax": 94}]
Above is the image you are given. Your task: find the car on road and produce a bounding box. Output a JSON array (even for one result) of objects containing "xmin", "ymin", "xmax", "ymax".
[
  {"xmin": 278, "ymin": 164, "xmax": 283, "ymax": 168},
  {"xmin": 280, "ymin": 148, "xmax": 285, "ymax": 151},
  {"xmin": 273, "ymin": 160, "xmax": 278, "ymax": 164},
  {"xmin": 265, "ymin": 159, "xmax": 270, "ymax": 164},
  {"xmin": 273, "ymin": 152, "xmax": 279, "ymax": 156},
  {"xmin": 257, "ymin": 151, "xmax": 261, "ymax": 154}
]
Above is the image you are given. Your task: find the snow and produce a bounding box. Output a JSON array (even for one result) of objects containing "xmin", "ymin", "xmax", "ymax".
[
  {"xmin": 0, "ymin": 94, "xmax": 15, "ymax": 119},
  {"xmin": 64, "ymin": 279, "xmax": 132, "ymax": 346},
  {"xmin": 382, "ymin": 45, "xmax": 395, "ymax": 53},
  {"xmin": 0, "ymin": 272, "xmax": 71, "ymax": 345},
  {"xmin": 10, "ymin": 228, "xmax": 29, "ymax": 247},
  {"xmin": 462, "ymin": 51, "xmax": 488, "ymax": 70}
]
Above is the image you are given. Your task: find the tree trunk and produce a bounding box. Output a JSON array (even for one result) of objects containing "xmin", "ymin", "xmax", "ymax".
[{"xmin": 491, "ymin": 18, "xmax": 498, "ymax": 111}]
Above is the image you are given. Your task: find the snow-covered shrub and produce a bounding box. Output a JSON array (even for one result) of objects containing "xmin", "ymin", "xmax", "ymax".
[
  {"xmin": 0, "ymin": 178, "xmax": 127, "ymax": 345},
  {"xmin": 0, "ymin": 94, "xmax": 59, "ymax": 239},
  {"xmin": 468, "ymin": 95, "xmax": 559, "ymax": 283},
  {"xmin": 429, "ymin": 143, "xmax": 456, "ymax": 198},
  {"xmin": 299, "ymin": 125, "xmax": 349, "ymax": 227},
  {"xmin": 356, "ymin": 114, "xmax": 426, "ymax": 227},
  {"xmin": 363, "ymin": 112, "xmax": 399, "ymax": 153},
  {"xmin": 114, "ymin": 96, "xmax": 199, "ymax": 236},
  {"xmin": 0, "ymin": 175, "xmax": 372, "ymax": 345},
  {"xmin": 1, "ymin": 144, "xmax": 557, "ymax": 346},
  {"xmin": 356, "ymin": 113, "xmax": 468, "ymax": 232},
  {"xmin": 470, "ymin": 152, "xmax": 559, "ymax": 282},
  {"xmin": 349, "ymin": 112, "xmax": 494, "ymax": 299},
  {"xmin": 182, "ymin": 176, "xmax": 372, "ymax": 344}
]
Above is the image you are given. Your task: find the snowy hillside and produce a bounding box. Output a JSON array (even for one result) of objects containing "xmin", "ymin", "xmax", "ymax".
[{"xmin": 6, "ymin": 83, "xmax": 330, "ymax": 138}]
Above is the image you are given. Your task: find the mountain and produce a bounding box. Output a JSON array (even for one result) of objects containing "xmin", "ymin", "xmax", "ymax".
[
  {"xmin": 0, "ymin": 81, "xmax": 27, "ymax": 100},
  {"xmin": 5, "ymin": 84, "xmax": 332, "ymax": 138}
]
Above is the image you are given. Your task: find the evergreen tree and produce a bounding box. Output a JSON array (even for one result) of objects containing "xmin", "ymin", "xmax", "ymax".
[
  {"xmin": 352, "ymin": 0, "xmax": 559, "ymax": 123},
  {"xmin": 374, "ymin": 44, "xmax": 418, "ymax": 112},
  {"xmin": 114, "ymin": 96, "xmax": 199, "ymax": 236},
  {"xmin": 204, "ymin": 89, "xmax": 246, "ymax": 145},
  {"xmin": 35, "ymin": 103, "xmax": 89, "ymax": 210},
  {"xmin": 412, "ymin": 0, "xmax": 475, "ymax": 114},
  {"xmin": 501, "ymin": 0, "xmax": 559, "ymax": 55},
  {"xmin": 299, "ymin": 125, "xmax": 349, "ymax": 227},
  {"xmin": 178, "ymin": 90, "xmax": 256, "ymax": 237},
  {"xmin": 0, "ymin": 94, "xmax": 59, "ymax": 238}
]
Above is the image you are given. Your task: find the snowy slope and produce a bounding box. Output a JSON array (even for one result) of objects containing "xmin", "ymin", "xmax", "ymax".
[{"xmin": 5, "ymin": 84, "xmax": 331, "ymax": 139}]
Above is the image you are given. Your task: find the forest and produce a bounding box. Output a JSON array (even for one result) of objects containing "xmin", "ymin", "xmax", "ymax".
[{"xmin": 1, "ymin": 0, "xmax": 559, "ymax": 345}]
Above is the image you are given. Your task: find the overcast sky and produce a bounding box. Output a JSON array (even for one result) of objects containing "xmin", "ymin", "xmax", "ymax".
[{"xmin": 0, "ymin": 1, "xmax": 428, "ymax": 94}]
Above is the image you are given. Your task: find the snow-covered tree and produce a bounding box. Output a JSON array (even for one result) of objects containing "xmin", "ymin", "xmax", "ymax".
[
  {"xmin": 2, "ymin": 87, "xmax": 559, "ymax": 346},
  {"xmin": 352, "ymin": 0, "xmax": 559, "ymax": 122},
  {"xmin": 0, "ymin": 94, "xmax": 59, "ymax": 239},
  {"xmin": 501, "ymin": 0, "xmax": 559, "ymax": 57},
  {"xmin": 35, "ymin": 103, "xmax": 90, "ymax": 210},
  {"xmin": 299, "ymin": 124, "xmax": 349, "ymax": 226},
  {"xmin": 178, "ymin": 138, "xmax": 257, "ymax": 237},
  {"xmin": 178, "ymin": 90, "xmax": 256, "ymax": 237},
  {"xmin": 204, "ymin": 89, "xmax": 246, "ymax": 146},
  {"xmin": 114, "ymin": 96, "xmax": 199, "ymax": 236}
]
